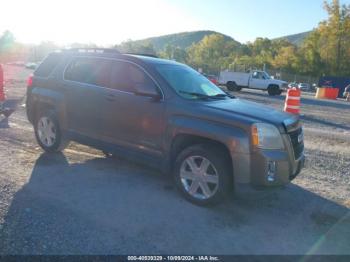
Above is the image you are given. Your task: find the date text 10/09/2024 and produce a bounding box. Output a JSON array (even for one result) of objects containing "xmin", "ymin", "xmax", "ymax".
[{"xmin": 127, "ymin": 256, "xmax": 220, "ymax": 261}]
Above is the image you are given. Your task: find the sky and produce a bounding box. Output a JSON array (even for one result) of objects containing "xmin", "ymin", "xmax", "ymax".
[{"xmin": 1, "ymin": 0, "xmax": 349, "ymax": 46}]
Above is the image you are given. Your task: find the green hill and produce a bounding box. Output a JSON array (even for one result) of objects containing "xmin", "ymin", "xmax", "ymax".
[
  {"xmin": 131, "ymin": 30, "xmax": 239, "ymax": 51},
  {"xmin": 275, "ymin": 31, "xmax": 312, "ymax": 46},
  {"xmin": 119, "ymin": 30, "xmax": 312, "ymax": 54}
]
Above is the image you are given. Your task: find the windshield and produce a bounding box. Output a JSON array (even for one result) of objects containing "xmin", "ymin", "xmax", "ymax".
[
  {"xmin": 156, "ymin": 64, "xmax": 226, "ymax": 100},
  {"xmin": 262, "ymin": 72, "xmax": 271, "ymax": 79}
]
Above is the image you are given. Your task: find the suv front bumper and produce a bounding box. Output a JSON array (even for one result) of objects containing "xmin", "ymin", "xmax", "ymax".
[
  {"xmin": 232, "ymin": 132, "xmax": 305, "ymax": 187},
  {"xmin": 249, "ymin": 149, "xmax": 305, "ymax": 187}
]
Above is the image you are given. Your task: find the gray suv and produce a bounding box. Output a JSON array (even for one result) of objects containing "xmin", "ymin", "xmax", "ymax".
[{"xmin": 26, "ymin": 48, "xmax": 305, "ymax": 205}]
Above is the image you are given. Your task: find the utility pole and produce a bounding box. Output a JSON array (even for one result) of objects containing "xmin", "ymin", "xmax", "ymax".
[{"xmin": 336, "ymin": 23, "xmax": 342, "ymax": 74}]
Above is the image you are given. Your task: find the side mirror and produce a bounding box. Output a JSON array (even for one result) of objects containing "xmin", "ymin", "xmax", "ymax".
[{"xmin": 135, "ymin": 85, "xmax": 162, "ymax": 100}]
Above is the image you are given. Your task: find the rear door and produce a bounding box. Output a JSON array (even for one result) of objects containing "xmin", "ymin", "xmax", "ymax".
[
  {"xmin": 63, "ymin": 57, "xmax": 111, "ymax": 139},
  {"xmin": 28, "ymin": 53, "xmax": 64, "ymax": 123},
  {"xmin": 100, "ymin": 60, "xmax": 165, "ymax": 156}
]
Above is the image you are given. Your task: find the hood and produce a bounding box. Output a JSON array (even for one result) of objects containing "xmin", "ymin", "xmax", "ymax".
[
  {"xmin": 201, "ymin": 98, "xmax": 297, "ymax": 131},
  {"xmin": 271, "ymin": 79, "xmax": 288, "ymax": 85}
]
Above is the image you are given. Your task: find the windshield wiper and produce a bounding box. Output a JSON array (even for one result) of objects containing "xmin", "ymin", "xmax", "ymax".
[
  {"xmin": 179, "ymin": 90, "xmax": 212, "ymax": 99},
  {"xmin": 211, "ymin": 93, "xmax": 235, "ymax": 99},
  {"xmin": 179, "ymin": 90, "xmax": 233, "ymax": 100}
]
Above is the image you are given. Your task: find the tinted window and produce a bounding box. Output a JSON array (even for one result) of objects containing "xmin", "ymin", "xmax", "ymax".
[
  {"xmin": 35, "ymin": 53, "xmax": 63, "ymax": 77},
  {"xmin": 64, "ymin": 58, "xmax": 111, "ymax": 87},
  {"xmin": 110, "ymin": 61, "xmax": 157, "ymax": 93}
]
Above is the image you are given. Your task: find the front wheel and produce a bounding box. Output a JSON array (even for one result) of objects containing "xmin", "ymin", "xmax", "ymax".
[
  {"xmin": 34, "ymin": 111, "xmax": 69, "ymax": 152},
  {"xmin": 276, "ymin": 89, "xmax": 283, "ymax": 95},
  {"xmin": 268, "ymin": 85, "xmax": 279, "ymax": 96},
  {"xmin": 174, "ymin": 144, "xmax": 232, "ymax": 206}
]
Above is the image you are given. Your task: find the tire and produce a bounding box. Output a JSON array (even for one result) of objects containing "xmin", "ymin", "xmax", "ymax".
[
  {"xmin": 174, "ymin": 144, "xmax": 232, "ymax": 206},
  {"xmin": 34, "ymin": 110, "xmax": 69, "ymax": 153},
  {"xmin": 276, "ymin": 89, "xmax": 283, "ymax": 95},
  {"xmin": 268, "ymin": 85, "xmax": 279, "ymax": 96},
  {"xmin": 226, "ymin": 81, "xmax": 239, "ymax": 91}
]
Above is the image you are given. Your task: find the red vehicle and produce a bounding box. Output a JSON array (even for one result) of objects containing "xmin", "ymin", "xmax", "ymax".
[{"xmin": 203, "ymin": 73, "xmax": 218, "ymax": 85}]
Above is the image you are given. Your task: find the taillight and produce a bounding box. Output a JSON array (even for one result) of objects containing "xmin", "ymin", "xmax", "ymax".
[{"xmin": 27, "ymin": 74, "xmax": 33, "ymax": 88}]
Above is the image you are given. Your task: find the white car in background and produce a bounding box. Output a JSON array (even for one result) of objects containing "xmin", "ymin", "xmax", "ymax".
[{"xmin": 298, "ymin": 83, "xmax": 310, "ymax": 91}]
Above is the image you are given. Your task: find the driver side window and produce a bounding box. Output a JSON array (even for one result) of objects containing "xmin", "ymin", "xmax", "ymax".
[{"xmin": 110, "ymin": 61, "xmax": 158, "ymax": 94}]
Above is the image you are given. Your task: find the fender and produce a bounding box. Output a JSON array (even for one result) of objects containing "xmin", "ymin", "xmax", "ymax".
[
  {"xmin": 30, "ymin": 87, "xmax": 67, "ymax": 130},
  {"xmin": 165, "ymin": 115, "xmax": 250, "ymax": 154},
  {"xmin": 163, "ymin": 115, "xmax": 252, "ymax": 183}
]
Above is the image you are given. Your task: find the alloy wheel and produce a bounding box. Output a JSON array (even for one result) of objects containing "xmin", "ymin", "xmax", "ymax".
[
  {"xmin": 37, "ymin": 116, "xmax": 56, "ymax": 147},
  {"xmin": 180, "ymin": 156, "xmax": 219, "ymax": 200}
]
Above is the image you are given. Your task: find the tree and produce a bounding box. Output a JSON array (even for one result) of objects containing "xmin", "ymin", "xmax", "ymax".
[
  {"xmin": 187, "ymin": 34, "xmax": 240, "ymax": 73},
  {"xmin": 301, "ymin": 0, "xmax": 350, "ymax": 76},
  {"xmin": 272, "ymin": 45, "xmax": 298, "ymax": 73},
  {"xmin": 0, "ymin": 30, "xmax": 15, "ymax": 53},
  {"xmin": 322, "ymin": 0, "xmax": 350, "ymax": 74},
  {"xmin": 0, "ymin": 30, "xmax": 23, "ymax": 62},
  {"xmin": 297, "ymin": 31, "xmax": 324, "ymax": 75},
  {"xmin": 159, "ymin": 44, "xmax": 188, "ymax": 63},
  {"xmin": 117, "ymin": 40, "xmax": 156, "ymax": 55}
]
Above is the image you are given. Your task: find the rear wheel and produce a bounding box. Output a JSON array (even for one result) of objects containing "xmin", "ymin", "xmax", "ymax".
[
  {"xmin": 226, "ymin": 81, "xmax": 240, "ymax": 91},
  {"xmin": 174, "ymin": 144, "xmax": 231, "ymax": 206},
  {"xmin": 34, "ymin": 110, "xmax": 69, "ymax": 152}
]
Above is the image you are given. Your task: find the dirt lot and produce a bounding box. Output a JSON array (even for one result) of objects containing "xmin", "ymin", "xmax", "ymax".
[{"xmin": 0, "ymin": 65, "xmax": 349, "ymax": 254}]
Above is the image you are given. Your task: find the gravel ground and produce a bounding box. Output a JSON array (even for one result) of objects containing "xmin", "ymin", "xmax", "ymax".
[{"xmin": 0, "ymin": 65, "xmax": 349, "ymax": 254}]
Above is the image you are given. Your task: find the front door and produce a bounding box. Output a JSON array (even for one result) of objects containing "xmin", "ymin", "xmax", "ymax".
[
  {"xmin": 249, "ymin": 71, "xmax": 267, "ymax": 89},
  {"xmin": 100, "ymin": 60, "xmax": 165, "ymax": 156}
]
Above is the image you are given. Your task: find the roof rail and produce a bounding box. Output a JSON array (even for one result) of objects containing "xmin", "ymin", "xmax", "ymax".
[
  {"xmin": 124, "ymin": 53, "xmax": 158, "ymax": 58},
  {"xmin": 64, "ymin": 48, "xmax": 120, "ymax": 54}
]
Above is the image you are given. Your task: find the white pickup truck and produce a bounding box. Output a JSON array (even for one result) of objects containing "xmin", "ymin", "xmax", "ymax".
[{"xmin": 218, "ymin": 70, "xmax": 288, "ymax": 96}]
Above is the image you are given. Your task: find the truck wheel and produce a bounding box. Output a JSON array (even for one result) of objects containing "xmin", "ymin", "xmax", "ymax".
[
  {"xmin": 226, "ymin": 81, "xmax": 239, "ymax": 91},
  {"xmin": 276, "ymin": 89, "xmax": 283, "ymax": 95},
  {"xmin": 34, "ymin": 110, "xmax": 69, "ymax": 153},
  {"xmin": 268, "ymin": 85, "xmax": 279, "ymax": 96},
  {"xmin": 174, "ymin": 144, "xmax": 231, "ymax": 206}
]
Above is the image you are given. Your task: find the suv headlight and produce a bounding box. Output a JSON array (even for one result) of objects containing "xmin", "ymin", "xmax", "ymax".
[{"xmin": 251, "ymin": 123, "xmax": 284, "ymax": 149}]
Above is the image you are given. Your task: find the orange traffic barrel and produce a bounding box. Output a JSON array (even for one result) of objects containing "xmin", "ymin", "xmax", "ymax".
[
  {"xmin": 324, "ymin": 88, "xmax": 339, "ymax": 100},
  {"xmin": 284, "ymin": 88, "xmax": 301, "ymax": 114},
  {"xmin": 315, "ymin": 87, "xmax": 339, "ymax": 100}
]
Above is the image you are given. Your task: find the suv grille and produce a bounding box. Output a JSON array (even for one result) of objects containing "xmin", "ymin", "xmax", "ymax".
[{"xmin": 288, "ymin": 128, "xmax": 304, "ymax": 159}]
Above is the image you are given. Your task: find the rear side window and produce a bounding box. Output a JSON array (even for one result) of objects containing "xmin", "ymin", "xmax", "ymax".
[
  {"xmin": 64, "ymin": 57, "xmax": 111, "ymax": 87},
  {"xmin": 34, "ymin": 53, "xmax": 63, "ymax": 77},
  {"xmin": 110, "ymin": 61, "xmax": 157, "ymax": 92}
]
